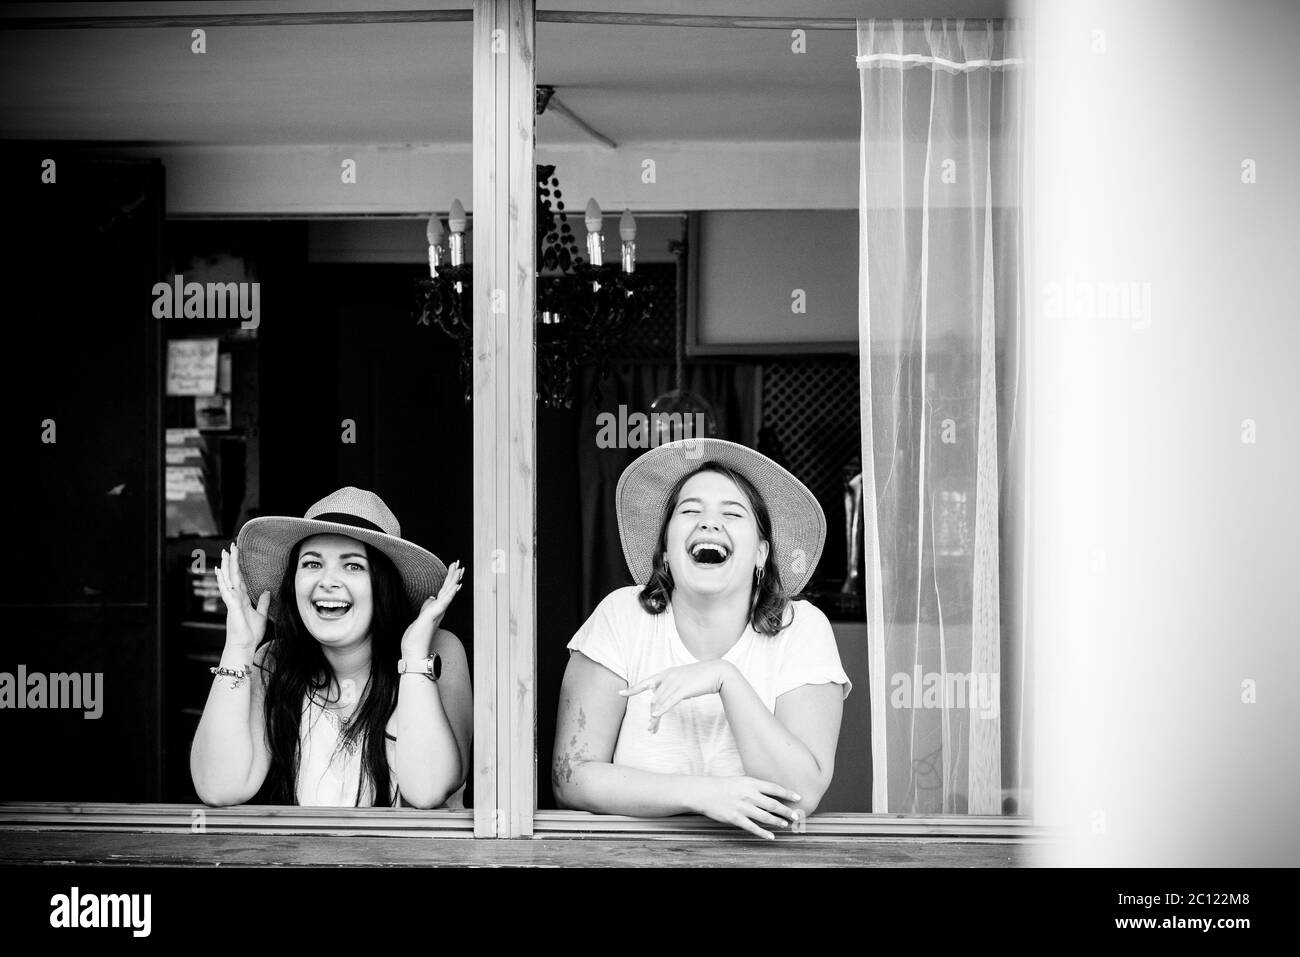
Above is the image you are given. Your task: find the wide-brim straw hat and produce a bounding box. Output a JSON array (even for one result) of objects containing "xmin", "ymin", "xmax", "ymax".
[
  {"xmin": 235, "ymin": 486, "xmax": 446, "ymax": 621},
  {"xmin": 615, "ymin": 438, "xmax": 826, "ymax": 595}
]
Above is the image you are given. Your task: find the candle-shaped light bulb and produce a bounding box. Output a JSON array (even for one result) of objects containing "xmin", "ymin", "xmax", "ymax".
[
  {"xmin": 448, "ymin": 200, "xmax": 467, "ymax": 234},
  {"xmin": 584, "ymin": 198, "xmax": 603, "ymax": 233},
  {"xmin": 448, "ymin": 199, "xmax": 467, "ymax": 267},
  {"xmin": 426, "ymin": 212, "xmax": 446, "ymax": 276},
  {"xmin": 426, "ymin": 212, "xmax": 446, "ymax": 245},
  {"xmin": 619, "ymin": 208, "xmax": 637, "ymax": 274},
  {"xmin": 585, "ymin": 198, "xmax": 604, "ymax": 266}
]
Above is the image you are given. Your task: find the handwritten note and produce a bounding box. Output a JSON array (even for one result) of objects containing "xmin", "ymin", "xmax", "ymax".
[{"xmin": 166, "ymin": 339, "xmax": 219, "ymax": 396}]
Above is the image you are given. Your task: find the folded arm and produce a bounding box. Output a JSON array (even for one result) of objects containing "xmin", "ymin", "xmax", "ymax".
[
  {"xmin": 717, "ymin": 663, "xmax": 844, "ymax": 815},
  {"xmin": 552, "ymin": 652, "xmax": 801, "ymax": 839},
  {"xmin": 551, "ymin": 652, "xmax": 698, "ymax": 814}
]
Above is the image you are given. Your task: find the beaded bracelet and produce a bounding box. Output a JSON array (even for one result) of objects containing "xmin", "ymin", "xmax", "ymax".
[{"xmin": 210, "ymin": 665, "xmax": 250, "ymax": 689}]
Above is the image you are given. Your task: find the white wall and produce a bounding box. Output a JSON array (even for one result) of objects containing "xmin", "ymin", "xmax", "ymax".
[
  {"xmin": 1026, "ymin": 0, "xmax": 1300, "ymax": 867},
  {"xmin": 110, "ymin": 139, "xmax": 1017, "ymax": 216},
  {"xmin": 109, "ymin": 141, "xmax": 862, "ymax": 216}
]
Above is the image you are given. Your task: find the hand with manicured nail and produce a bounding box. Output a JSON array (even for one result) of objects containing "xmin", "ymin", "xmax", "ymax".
[
  {"xmin": 689, "ymin": 775, "xmax": 802, "ymax": 841},
  {"xmin": 401, "ymin": 561, "xmax": 465, "ymax": 658},
  {"xmin": 214, "ymin": 543, "xmax": 270, "ymax": 652},
  {"xmin": 620, "ymin": 659, "xmax": 734, "ymax": 733}
]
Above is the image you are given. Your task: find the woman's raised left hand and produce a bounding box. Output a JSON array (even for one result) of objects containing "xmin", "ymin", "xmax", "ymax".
[
  {"xmin": 401, "ymin": 560, "xmax": 464, "ymax": 658},
  {"xmin": 620, "ymin": 660, "xmax": 737, "ymax": 733}
]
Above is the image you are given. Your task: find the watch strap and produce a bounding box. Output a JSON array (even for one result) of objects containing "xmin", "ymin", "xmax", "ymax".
[{"xmin": 398, "ymin": 654, "xmax": 441, "ymax": 680}]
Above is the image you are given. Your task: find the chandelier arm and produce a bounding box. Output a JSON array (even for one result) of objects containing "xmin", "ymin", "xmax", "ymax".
[{"xmin": 420, "ymin": 167, "xmax": 655, "ymax": 407}]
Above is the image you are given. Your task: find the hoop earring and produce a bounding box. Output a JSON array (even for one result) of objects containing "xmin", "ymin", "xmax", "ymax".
[{"xmin": 755, "ymin": 567, "xmax": 765, "ymax": 586}]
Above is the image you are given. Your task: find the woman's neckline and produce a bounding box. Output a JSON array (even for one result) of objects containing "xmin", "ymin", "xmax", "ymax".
[{"xmin": 665, "ymin": 601, "xmax": 752, "ymax": 663}]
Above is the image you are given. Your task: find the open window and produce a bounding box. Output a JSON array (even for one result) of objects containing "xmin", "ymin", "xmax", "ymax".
[
  {"xmin": 527, "ymin": 10, "xmax": 1029, "ymax": 838},
  {"xmin": 0, "ymin": 1, "xmax": 1034, "ymax": 850},
  {"xmin": 0, "ymin": 6, "xmax": 478, "ymax": 838}
]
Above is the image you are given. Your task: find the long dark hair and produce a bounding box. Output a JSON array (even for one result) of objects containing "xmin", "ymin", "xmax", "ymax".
[
  {"xmin": 637, "ymin": 461, "xmax": 794, "ymax": 636},
  {"xmin": 256, "ymin": 537, "xmax": 412, "ymax": 806}
]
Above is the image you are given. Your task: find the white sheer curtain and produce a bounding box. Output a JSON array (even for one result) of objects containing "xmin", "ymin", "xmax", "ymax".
[{"xmin": 856, "ymin": 19, "xmax": 1027, "ymax": 815}]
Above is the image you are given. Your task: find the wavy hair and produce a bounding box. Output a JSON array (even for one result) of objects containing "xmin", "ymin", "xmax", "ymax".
[
  {"xmin": 255, "ymin": 538, "xmax": 411, "ymax": 806},
  {"xmin": 637, "ymin": 461, "xmax": 795, "ymax": 636}
]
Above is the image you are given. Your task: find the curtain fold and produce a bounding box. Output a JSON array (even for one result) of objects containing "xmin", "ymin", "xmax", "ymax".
[{"xmin": 857, "ymin": 19, "xmax": 1027, "ymax": 815}]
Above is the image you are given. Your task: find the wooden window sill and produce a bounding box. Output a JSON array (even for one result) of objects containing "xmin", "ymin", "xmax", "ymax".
[
  {"xmin": 0, "ymin": 803, "xmax": 1045, "ymax": 866},
  {"xmin": 0, "ymin": 829, "xmax": 1035, "ymax": 868}
]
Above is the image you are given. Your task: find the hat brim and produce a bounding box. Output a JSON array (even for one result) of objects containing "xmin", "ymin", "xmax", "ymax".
[
  {"xmin": 235, "ymin": 517, "xmax": 447, "ymax": 622},
  {"xmin": 615, "ymin": 438, "xmax": 826, "ymax": 595}
]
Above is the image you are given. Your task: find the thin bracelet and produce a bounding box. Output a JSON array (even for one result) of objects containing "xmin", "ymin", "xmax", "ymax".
[{"xmin": 210, "ymin": 665, "xmax": 250, "ymax": 689}]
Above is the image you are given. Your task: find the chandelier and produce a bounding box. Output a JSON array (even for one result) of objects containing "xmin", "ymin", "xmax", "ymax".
[{"xmin": 415, "ymin": 165, "xmax": 656, "ymax": 408}]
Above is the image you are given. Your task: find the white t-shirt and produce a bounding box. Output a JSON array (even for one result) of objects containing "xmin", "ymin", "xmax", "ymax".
[{"xmin": 567, "ymin": 585, "xmax": 852, "ymax": 777}]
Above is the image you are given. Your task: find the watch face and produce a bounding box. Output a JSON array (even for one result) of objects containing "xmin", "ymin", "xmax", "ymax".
[{"xmin": 431, "ymin": 654, "xmax": 442, "ymax": 680}]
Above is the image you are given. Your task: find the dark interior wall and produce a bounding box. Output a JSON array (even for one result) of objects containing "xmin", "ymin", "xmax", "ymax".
[{"xmin": 1, "ymin": 151, "xmax": 164, "ymax": 801}]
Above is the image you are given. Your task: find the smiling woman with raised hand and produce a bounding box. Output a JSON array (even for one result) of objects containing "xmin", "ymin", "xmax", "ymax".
[
  {"xmin": 553, "ymin": 439, "xmax": 851, "ymax": 839},
  {"xmin": 190, "ymin": 487, "xmax": 471, "ymax": 809}
]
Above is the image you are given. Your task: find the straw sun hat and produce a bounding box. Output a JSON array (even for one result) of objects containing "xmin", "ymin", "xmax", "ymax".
[
  {"xmin": 615, "ymin": 438, "xmax": 826, "ymax": 595},
  {"xmin": 235, "ymin": 487, "xmax": 447, "ymax": 621}
]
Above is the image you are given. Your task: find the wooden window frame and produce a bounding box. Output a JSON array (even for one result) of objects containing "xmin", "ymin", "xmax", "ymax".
[
  {"xmin": 470, "ymin": 1, "xmax": 1039, "ymax": 844},
  {"xmin": 0, "ymin": 2, "xmax": 1042, "ymax": 852},
  {"xmin": 471, "ymin": 0, "xmax": 536, "ymax": 839},
  {"xmin": 0, "ymin": 803, "xmax": 1043, "ymax": 844}
]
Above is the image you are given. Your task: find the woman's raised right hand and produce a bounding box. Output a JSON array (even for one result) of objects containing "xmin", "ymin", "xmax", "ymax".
[
  {"xmin": 215, "ymin": 543, "xmax": 271, "ymax": 650},
  {"xmin": 690, "ymin": 775, "xmax": 803, "ymax": 841}
]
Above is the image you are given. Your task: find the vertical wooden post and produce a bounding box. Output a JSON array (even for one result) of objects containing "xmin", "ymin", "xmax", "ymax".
[{"xmin": 472, "ymin": 0, "xmax": 536, "ymax": 838}]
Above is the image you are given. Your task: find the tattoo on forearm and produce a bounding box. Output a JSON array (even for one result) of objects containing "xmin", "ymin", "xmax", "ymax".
[
  {"xmin": 552, "ymin": 743, "xmax": 573, "ymax": 792},
  {"xmin": 552, "ymin": 706, "xmax": 595, "ymax": 792}
]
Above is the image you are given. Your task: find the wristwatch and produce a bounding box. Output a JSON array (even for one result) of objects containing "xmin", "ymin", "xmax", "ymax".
[{"xmin": 398, "ymin": 654, "xmax": 442, "ymax": 681}]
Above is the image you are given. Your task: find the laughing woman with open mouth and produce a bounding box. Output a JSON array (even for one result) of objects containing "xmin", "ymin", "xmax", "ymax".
[
  {"xmin": 190, "ymin": 487, "xmax": 471, "ymax": 808},
  {"xmin": 553, "ymin": 439, "xmax": 851, "ymax": 839}
]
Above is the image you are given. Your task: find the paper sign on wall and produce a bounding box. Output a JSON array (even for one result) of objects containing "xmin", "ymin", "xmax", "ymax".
[{"xmin": 166, "ymin": 339, "xmax": 219, "ymax": 396}]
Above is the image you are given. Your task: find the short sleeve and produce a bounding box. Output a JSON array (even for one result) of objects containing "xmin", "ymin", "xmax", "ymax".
[
  {"xmin": 774, "ymin": 601, "xmax": 853, "ymax": 700},
  {"xmin": 566, "ymin": 587, "xmax": 635, "ymax": 683}
]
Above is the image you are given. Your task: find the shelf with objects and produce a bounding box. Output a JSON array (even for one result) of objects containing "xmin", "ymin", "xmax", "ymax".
[{"xmin": 159, "ymin": 245, "xmax": 263, "ymax": 803}]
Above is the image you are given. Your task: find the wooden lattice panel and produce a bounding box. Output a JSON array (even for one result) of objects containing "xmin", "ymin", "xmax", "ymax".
[{"xmin": 759, "ymin": 358, "xmax": 861, "ymax": 509}]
